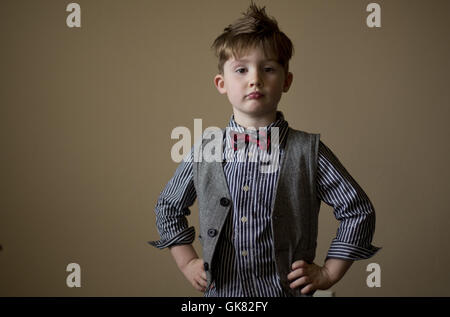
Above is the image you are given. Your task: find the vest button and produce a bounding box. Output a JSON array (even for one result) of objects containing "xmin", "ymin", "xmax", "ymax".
[
  {"xmin": 207, "ymin": 229, "xmax": 217, "ymax": 237},
  {"xmin": 220, "ymin": 197, "xmax": 230, "ymax": 206},
  {"xmin": 203, "ymin": 262, "xmax": 209, "ymax": 271}
]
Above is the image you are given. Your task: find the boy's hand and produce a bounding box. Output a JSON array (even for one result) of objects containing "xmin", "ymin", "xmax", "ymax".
[
  {"xmin": 180, "ymin": 258, "xmax": 208, "ymax": 292},
  {"xmin": 287, "ymin": 260, "xmax": 335, "ymax": 295}
]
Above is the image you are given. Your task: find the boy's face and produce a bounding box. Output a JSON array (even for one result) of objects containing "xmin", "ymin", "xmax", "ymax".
[{"xmin": 214, "ymin": 46, "xmax": 293, "ymax": 122}]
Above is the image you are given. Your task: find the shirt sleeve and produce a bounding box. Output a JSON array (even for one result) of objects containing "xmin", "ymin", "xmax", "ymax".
[
  {"xmin": 317, "ymin": 140, "xmax": 381, "ymax": 261},
  {"xmin": 148, "ymin": 147, "xmax": 197, "ymax": 249}
]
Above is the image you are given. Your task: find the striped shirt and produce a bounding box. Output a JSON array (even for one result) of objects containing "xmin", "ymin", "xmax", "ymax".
[{"xmin": 149, "ymin": 111, "xmax": 380, "ymax": 297}]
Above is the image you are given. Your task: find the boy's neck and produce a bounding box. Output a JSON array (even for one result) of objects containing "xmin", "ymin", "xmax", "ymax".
[{"xmin": 233, "ymin": 110, "xmax": 277, "ymax": 129}]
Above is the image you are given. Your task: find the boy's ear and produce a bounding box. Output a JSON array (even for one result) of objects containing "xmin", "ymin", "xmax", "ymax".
[
  {"xmin": 283, "ymin": 72, "xmax": 294, "ymax": 92},
  {"xmin": 214, "ymin": 74, "xmax": 227, "ymax": 94}
]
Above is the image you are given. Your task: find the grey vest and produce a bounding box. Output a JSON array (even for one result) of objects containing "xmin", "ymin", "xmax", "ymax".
[{"xmin": 193, "ymin": 127, "xmax": 321, "ymax": 297}]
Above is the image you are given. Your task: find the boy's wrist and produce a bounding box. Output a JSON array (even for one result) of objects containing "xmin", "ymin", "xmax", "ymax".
[
  {"xmin": 322, "ymin": 265, "xmax": 340, "ymax": 286},
  {"xmin": 169, "ymin": 244, "xmax": 199, "ymax": 271},
  {"xmin": 323, "ymin": 258, "xmax": 354, "ymax": 285}
]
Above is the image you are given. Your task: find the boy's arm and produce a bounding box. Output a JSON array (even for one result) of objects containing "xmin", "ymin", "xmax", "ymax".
[
  {"xmin": 289, "ymin": 142, "xmax": 380, "ymax": 294},
  {"xmin": 148, "ymin": 148, "xmax": 207, "ymax": 292},
  {"xmin": 317, "ymin": 140, "xmax": 381, "ymax": 261},
  {"xmin": 148, "ymin": 148, "xmax": 197, "ymax": 249}
]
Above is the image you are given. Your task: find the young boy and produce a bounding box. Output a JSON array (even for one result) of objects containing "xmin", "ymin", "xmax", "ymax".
[{"xmin": 149, "ymin": 2, "xmax": 380, "ymax": 297}]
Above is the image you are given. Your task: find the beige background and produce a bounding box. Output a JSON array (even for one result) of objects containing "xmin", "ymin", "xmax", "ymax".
[{"xmin": 1, "ymin": 0, "xmax": 449, "ymax": 296}]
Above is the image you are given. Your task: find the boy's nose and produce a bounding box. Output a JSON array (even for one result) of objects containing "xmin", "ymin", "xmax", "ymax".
[
  {"xmin": 250, "ymin": 81, "xmax": 262, "ymax": 88},
  {"xmin": 249, "ymin": 77, "xmax": 263, "ymax": 88},
  {"xmin": 249, "ymin": 71, "xmax": 264, "ymax": 88}
]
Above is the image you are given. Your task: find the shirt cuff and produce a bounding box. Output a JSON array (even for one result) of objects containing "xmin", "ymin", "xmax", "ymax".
[
  {"xmin": 325, "ymin": 239, "xmax": 381, "ymax": 261},
  {"xmin": 148, "ymin": 226, "xmax": 196, "ymax": 250}
]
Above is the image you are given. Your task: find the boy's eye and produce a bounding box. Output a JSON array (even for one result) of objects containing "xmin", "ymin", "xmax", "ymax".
[
  {"xmin": 264, "ymin": 67, "xmax": 275, "ymax": 72},
  {"xmin": 235, "ymin": 68, "xmax": 246, "ymax": 74}
]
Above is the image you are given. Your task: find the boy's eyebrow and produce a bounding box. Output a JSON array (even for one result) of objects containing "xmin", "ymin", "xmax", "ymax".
[{"xmin": 230, "ymin": 58, "xmax": 278, "ymax": 66}]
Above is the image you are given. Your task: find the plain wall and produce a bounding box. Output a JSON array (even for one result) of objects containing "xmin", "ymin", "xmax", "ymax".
[{"xmin": 1, "ymin": 0, "xmax": 449, "ymax": 296}]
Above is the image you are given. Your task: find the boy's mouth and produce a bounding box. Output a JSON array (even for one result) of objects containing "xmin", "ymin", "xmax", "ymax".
[{"xmin": 247, "ymin": 92, "xmax": 264, "ymax": 99}]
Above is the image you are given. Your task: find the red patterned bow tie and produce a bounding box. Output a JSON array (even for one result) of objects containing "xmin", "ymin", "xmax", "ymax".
[{"xmin": 230, "ymin": 130, "xmax": 271, "ymax": 151}]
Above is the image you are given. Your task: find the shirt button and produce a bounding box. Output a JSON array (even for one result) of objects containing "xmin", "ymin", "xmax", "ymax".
[
  {"xmin": 242, "ymin": 185, "xmax": 249, "ymax": 192},
  {"xmin": 241, "ymin": 216, "xmax": 248, "ymax": 223},
  {"xmin": 241, "ymin": 250, "xmax": 248, "ymax": 257}
]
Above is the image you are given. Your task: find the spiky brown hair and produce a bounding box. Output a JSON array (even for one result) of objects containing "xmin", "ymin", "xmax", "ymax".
[{"xmin": 211, "ymin": 1, "xmax": 293, "ymax": 74}]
